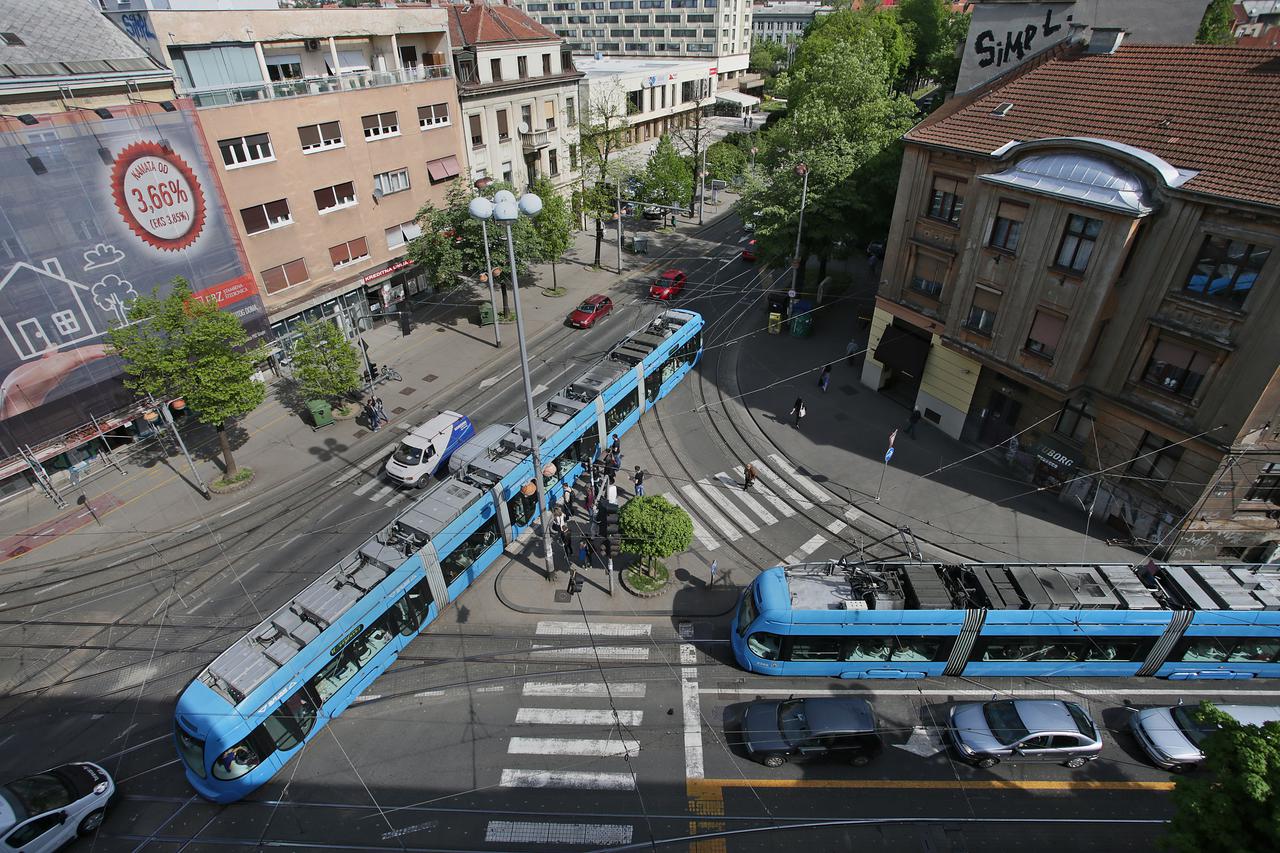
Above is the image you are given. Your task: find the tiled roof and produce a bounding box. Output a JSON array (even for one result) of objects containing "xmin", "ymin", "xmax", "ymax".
[
  {"xmin": 906, "ymin": 44, "xmax": 1280, "ymax": 210},
  {"xmin": 447, "ymin": 3, "xmax": 559, "ymax": 48}
]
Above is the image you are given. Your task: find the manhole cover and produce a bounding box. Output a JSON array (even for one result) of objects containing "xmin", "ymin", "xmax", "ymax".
[
  {"xmin": 553, "ymin": 591, "xmax": 572, "ymax": 603},
  {"xmin": 398, "ymin": 386, "xmax": 415, "ymax": 396},
  {"xmin": 392, "ymin": 406, "xmax": 406, "ymax": 415},
  {"xmin": 352, "ymin": 430, "xmax": 369, "ymax": 439},
  {"xmin": 421, "ymin": 374, "xmax": 438, "ymax": 383}
]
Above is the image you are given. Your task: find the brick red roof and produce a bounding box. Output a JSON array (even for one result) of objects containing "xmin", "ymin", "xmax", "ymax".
[
  {"xmin": 447, "ymin": 2, "xmax": 559, "ymax": 47},
  {"xmin": 907, "ymin": 44, "xmax": 1280, "ymax": 209}
]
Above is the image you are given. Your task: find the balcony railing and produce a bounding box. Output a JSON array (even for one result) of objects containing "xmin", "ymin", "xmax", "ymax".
[
  {"xmin": 520, "ymin": 128, "xmax": 551, "ymax": 152},
  {"xmin": 188, "ymin": 64, "xmax": 452, "ymax": 109}
]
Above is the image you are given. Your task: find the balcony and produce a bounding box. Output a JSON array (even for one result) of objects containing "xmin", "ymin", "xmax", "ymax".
[
  {"xmin": 187, "ymin": 64, "xmax": 452, "ymax": 110},
  {"xmin": 520, "ymin": 127, "xmax": 551, "ymax": 152}
]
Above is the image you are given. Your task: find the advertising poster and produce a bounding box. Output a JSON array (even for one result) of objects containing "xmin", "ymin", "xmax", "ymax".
[{"xmin": 0, "ymin": 102, "xmax": 266, "ymax": 454}]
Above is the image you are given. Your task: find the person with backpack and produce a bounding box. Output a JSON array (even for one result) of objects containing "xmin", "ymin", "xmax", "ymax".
[{"xmin": 791, "ymin": 397, "xmax": 806, "ymax": 428}]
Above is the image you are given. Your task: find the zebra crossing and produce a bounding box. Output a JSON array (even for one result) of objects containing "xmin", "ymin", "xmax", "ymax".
[
  {"xmin": 486, "ymin": 619, "xmax": 653, "ymax": 846},
  {"xmin": 658, "ymin": 457, "xmax": 849, "ymax": 561}
]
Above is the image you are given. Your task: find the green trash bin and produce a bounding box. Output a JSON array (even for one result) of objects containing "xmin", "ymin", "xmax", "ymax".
[
  {"xmin": 790, "ymin": 314, "xmax": 814, "ymax": 337},
  {"xmin": 479, "ymin": 302, "xmax": 495, "ymax": 326},
  {"xmin": 308, "ymin": 399, "xmax": 334, "ymax": 430}
]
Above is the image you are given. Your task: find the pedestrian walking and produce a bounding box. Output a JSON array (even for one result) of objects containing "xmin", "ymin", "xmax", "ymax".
[
  {"xmin": 632, "ymin": 466, "xmax": 645, "ymax": 497},
  {"xmin": 743, "ymin": 462, "xmax": 757, "ymax": 491},
  {"xmin": 742, "ymin": 113, "xmax": 748, "ymax": 127},
  {"xmin": 610, "ymin": 434, "xmax": 621, "ymax": 460},
  {"xmin": 906, "ymin": 408, "xmax": 922, "ymax": 439},
  {"xmin": 585, "ymin": 479, "xmax": 596, "ymax": 516},
  {"xmin": 561, "ymin": 526, "xmax": 573, "ymax": 555},
  {"xmin": 372, "ymin": 396, "xmax": 387, "ymax": 429},
  {"xmin": 818, "ymin": 364, "xmax": 831, "ymax": 393},
  {"xmin": 365, "ymin": 398, "xmax": 381, "ymax": 431},
  {"xmin": 577, "ymin": 538, "xmax": 588, "ymax": 567},
  {"xmin": 791, "ymin": 397, "xmax": 806, "ymax": 428},
  {"xmin": 709, "ymin": 559, "xmax": 719, "ymax": 587},
  {"xmin": 563, "ymin": 481, "xmax": 576, "ymax": 515},
  {"xmin": 605, "ymin": 480, "xmax": 619, "ymax": 506},
  {"xmin": 846, "ymin": 338, "xmax": 860, "ymax": 367}
]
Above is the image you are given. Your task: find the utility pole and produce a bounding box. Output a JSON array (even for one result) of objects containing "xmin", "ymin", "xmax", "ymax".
[
  {"xmin": 615, "ymin": 176, "xmax": 623, "ymax": 273},
  {"xmin": 697, "ymin": 145, "xmax": 707, "ymax": 225}
]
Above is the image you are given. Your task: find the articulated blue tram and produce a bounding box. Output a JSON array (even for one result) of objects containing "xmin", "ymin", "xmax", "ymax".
[
  {"xmin": 733, "ymin": 561, "xmax": 1280, "ymax": 680},
  {"xmin": 174, "ymin": 310, "xmax": 702, "ymax": 803}
]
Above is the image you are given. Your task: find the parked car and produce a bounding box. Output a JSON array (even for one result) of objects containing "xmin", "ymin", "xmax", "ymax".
[
  {"xmin": 741, "ymin": 697, "xmax": 883, "ymax": 768},
  {"xmin": 568, "ymin": 294, "xmax": 613, "ymax": 329},
  {"xmin": 1130, "ymin": 703, "xmax": 1280, "ymax": 772},
  {"xmin": 1, "ymin": 763, "xmax": 115, "ymax": 852},
  {"xmin": 649, "ymin": 269, "xmax": 687, "ymax": 300},
  {"xmin": 642, "ymin": 205, "xmax": 664, "ymax": 220},
  {"xmin": 948, "ymin": 699, "xmax": 1103, "ymax": 769},
  {"xmin": 742, "ymin": 238, "xmax": 757, "ymax": 262}
]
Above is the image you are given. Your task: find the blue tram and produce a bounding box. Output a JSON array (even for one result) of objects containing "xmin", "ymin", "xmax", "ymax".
[
  {"xmin": 732, "ymin": 561, "xmax": 1280, "ymax": 680},
  {"xmin": 174, "ymin": 310, "xmax": 702, "ymax": 803}
]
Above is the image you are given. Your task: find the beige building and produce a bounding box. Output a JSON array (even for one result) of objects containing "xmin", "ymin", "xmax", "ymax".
[
  {"xmin": 446, "ymin": 3, "xmax": 583, "ymax": 194},
  {"xmin": 576, "ymin": 55, "xmax": 716, "ymax": 149},
  {"xmin": 107, "ymin": 5, "xmax": 468, "ymax": 341},
  {"xmin": 865, "ymin": 35, "xmax": 1280, "ymax": 561}
]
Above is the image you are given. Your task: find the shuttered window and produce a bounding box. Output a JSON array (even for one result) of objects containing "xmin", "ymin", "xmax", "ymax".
[
  {"xmin": 298, "ymin": 121, "xmax": 342, "ymax": 152},
  {"xmin": 909, "ymin": 253, "xmax": 946, "ymax": 299},
  {"xmin": 361, "ymin": 111, "xmax": 399, "ymax": 139},
  {"xmin": 965, "ymin": 287, "xmax": 1000, "ymax": 335},
  {"xmin": 329, "ymin": 237, "xmax": 370, "ymax": 268},
  {"xmin": 989, "ymin": 200, "xmax": 1026, "ymax": 252},
  {"xmin": 261, "ymin": 258, "xmax": 309, "ymax": 294},
  {"xmin": 1025, "ymin": 310, "xmax": 1066, "ymax": 359}
]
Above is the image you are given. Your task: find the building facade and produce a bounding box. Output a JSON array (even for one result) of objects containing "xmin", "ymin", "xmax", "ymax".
[
  {"xmin": 576, "ymin": 55, "xmax": 716, "ymax": 154},
  {"xmin": 447, "ymin": 3, "xmax": 583, "ymax": 193},
  {"xmin": 865, "ymin": 36, "xmax": 1280, "ymax": 561},
  {"xmin": 106, "ymin": 5, "xmax": 468, "ymax": 345},
  {"xmin": 750, "ymin": 2, "xmax": 832, "ymax": 44},
  {"xmin": 511, "ymin": 0, "xmax": 751, "ymax": 85}
]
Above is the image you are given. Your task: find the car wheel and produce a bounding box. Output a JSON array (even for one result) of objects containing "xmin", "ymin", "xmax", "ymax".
[
  {"xmin": 78, "ymin": 809, "xmax": 106, "ymax": 836},
  {"xmin": 762, "ymin": 753, "xmax": 786, "ymax": 768},
  {"xmin": 850, "ymin": 755, "xmax": 871, "ymax": 768},
  {"xmin": 974, "ymin": 756, "xmax": 999, "ymax": 769},
  {"xmin": 1063, "ymin": 756, "xmax": 1088, "ymax": 769}
]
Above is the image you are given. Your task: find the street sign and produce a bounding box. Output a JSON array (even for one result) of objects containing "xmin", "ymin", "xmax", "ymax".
[{"xmin": 884, "ymin": 447, "xmax": 895, "ymax": 463}]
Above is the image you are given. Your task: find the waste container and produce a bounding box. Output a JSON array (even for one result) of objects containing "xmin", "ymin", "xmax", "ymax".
[
  {"xmin": 790, "ymin": 299, "xmax": 814, "ymax": 337},
  {"xmin": 633, "ymin": 235, "xmax": 649, "ymax": 254},
  {"xmin": 308, "ymin": 399, "xmax": 334, "ymax": 430},
  {"xmin": 768, "ymin": 311, "xmax": 784, "ymax": 334},
  {"xmin": 478, "ymin": 301, "xmax": 495, "ymax": 326}
]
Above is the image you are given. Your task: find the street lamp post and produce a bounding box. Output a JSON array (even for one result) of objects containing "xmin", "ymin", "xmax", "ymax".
[
  {"xmin": 615, "ymin": 178, "xmax": 623, "ymax": 274},
  {"xmin": 159, "ymin": 400, "xmax": 209, "ymax": 498},
  {"xmin": 474, "ymin": 177, "xmax": 501, "ymax": 347},
  {"xmin": 791, "ymin": 162, "xmax": 810, "ymax": 296},
  {"xmin": 469, "ymin": 191, "xmax": 556, "ymax": 581},
  {"xmin": 697, "ymin": 146, "xmax": 708, "ymax": 226}
]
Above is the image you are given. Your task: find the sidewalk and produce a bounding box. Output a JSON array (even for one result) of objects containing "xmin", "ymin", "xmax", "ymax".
[{"xmin": 0, "ymin": 209, "xmax": 722, "ymax": 571}]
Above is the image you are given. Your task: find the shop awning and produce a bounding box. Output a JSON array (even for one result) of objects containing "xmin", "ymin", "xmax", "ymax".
[
  {"xmin": 715, "ymin": 90, "xmax": 761, "ymax": 108},
  {"xmin": 426, "ymin": 155, "xmax": 460, "ymax": 182},
  {"xmin": 873, "ymin": 325, "xmax": 930, "ymax": 379}
]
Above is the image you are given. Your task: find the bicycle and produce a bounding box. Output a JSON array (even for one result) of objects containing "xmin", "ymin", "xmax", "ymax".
[{"xmin": 380, "ymin": 365, "xmax": 403, "ymax": 382}]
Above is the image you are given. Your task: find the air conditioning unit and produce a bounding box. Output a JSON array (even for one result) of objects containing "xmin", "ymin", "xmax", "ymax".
[
  {"xmin": 305, "ymin": 39, "xmax": 321, "ymax": 52},
  {"xmin": 842, "ymin": 599, "xmax": 869, "ymax": 611}
]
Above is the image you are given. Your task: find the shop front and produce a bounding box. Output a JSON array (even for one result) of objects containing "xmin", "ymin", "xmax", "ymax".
[{"xmin": 1033, "ymin": 437, "xmax": 1081, "ymax": 492}]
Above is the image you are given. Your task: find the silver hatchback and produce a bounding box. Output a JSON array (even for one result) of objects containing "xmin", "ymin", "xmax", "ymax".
[{"xmin": 949, "ymin": 699, "xmax": 1103, "ymax": 769}]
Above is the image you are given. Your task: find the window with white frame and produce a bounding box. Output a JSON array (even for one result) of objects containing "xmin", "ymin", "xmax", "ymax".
[
  {"xmin": 329, "ymin": 236, "xmax": 370, "ymax": 269},
  {"xmin": 418, "ymin": 103, "xmax": 450, "ymax": 129},
  {"xmin": 361, "ymin": 111, "xmax": 399, "ymax": 140},
  {"xmin": 240, "ymin": 199, "xmax": 292, "ymax": 234},
  {"xmin": 260, "ymin": 258, "xmax": 309, "ymax": 294},
  {"xmin": 374, "ymin": 168, "xmax": 410, "ymax": 196},
  {"xmin": 385, "ymin": 220, "xmax": 422, "ymax": 250},
  {"xmin": 298, "ymin": 121, "xmax": 343, "ymax": 152},
  {"xmin": 218, "ymin": 133, "xmax": 274, "ymax": 168},
  {"xmin": 314, "ymin": 181, "xmax": 357, "ymax": 213}
]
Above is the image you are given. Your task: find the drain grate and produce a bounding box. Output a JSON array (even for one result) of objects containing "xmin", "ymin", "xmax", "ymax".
[
  {"xmin": 421, "ymin": 374, "xmax": 438, "ymax": 383},
  {"xmin": 352, "ymin": 430, "xmax": 369, "ymax": 439},
  {"xmin": 392, "ymin": 406, "xmax": 406, "ymax": 415},
  {"xmin": 399, "ymin": 386, "xmax": 415, "ymax": 396},
  {"xmin": 553, "ymin": 590, "xmax": 572, "ymax": 603}
]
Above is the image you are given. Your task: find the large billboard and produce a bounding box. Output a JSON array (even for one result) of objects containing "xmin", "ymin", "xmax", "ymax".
[{"xmin": 0, "ymin": 102, "xmax": 265, "ymax": 455}]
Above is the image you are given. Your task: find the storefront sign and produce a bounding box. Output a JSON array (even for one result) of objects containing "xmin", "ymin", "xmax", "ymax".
[
  {"xmin": 1035, "ymin": 444, "xmax": 1077, "ymax": 470},
  {"xmin": 362, "ymin": 258, "xmax": 413, "ymax": 284}
]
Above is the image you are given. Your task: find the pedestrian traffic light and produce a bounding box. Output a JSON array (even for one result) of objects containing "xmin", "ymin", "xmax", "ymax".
[
  {"xmin": 600, "ymin": 504, "xmax": 621, "ymax": 551},
  {"xmin": 567, "ymin": 572, "xmax": 584, "ymax": 596}
]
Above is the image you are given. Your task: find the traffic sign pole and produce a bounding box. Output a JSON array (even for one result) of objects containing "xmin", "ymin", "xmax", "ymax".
[{"xmin": 876, "ymin": 435, "xmax": 896, "ymax": 504}]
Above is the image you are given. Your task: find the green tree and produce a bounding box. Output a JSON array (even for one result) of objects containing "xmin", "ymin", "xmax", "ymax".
[
  {"xmin": 580, "ymin": 83, "xmax": 632, "ymax": 267},
  {"xmin": 618, "ymin": 495, "xmax": 694, "ymax": 577},
  {"xmin": 1167, "ymin": 702, "xmax": 1280, "ymax": 853},
  {"xmin": 792, "ymin": 7, "xmax": 914, "ymax": 87},
  {"xmin": 749, "ymin": 38, "xmax": 787, "ymax": 73},
  {"xmin": 1196, "ymin": 0, "xmax": 1236, "ymax": 44},
  {"xmin": 529, "ymin": 176, "xmax": 573, "ymax": 291},
  {"xmin": 928, "ymin": 8, "xmax": 970, "ymax": 93},
  {"xmin": 289, "ymin": 319, "xmax": 361, "ymax": 413},
  {"xmin": 705, "ymin": 140, "xmax": 748, "ymax": 183},
  {"xmin": 106, "ymin": 277, "xmax": 267, "ymax": 479},
  {"xmin": 639, "ymin": 135, "xmax": 693, "ymax": 210},
  {"xmin": 897, "ymin": 0, "xmax": 949, "ymax": 87}
]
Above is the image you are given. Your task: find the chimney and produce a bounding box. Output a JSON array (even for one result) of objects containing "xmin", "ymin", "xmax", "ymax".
[
  {"xmin": 1086, "ymin": 27, "xmax": 1127, "ymax": 54},
  {"xmin": 1068, "ymin": 22, "xmax": 1089, "ymax": 45}
]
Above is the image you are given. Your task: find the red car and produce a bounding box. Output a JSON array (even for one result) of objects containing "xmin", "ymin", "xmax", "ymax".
[
  {"xmin": 649, "ymin": 269, "xmax": 687, "ymax": 300},
  {"xmin": 742, "ymin": 238, "xmax": 757, "ymax": 261},
  {"xmin": 568, "ymin": 294, "xmax": 613, "ymax": 328}
]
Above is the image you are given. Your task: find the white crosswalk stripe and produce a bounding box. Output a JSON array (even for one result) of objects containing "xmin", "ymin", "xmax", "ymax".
[
  {"xmin": 784, "ymin": 533, "xmax": 828, "ymax": 566},
  {"xmin": 665, "ymin": 497, "xmax": 719, "ymax": 551},
  {"xmin": 678, "ymin": 483, "xmax": 742, "ymax": 540},
  {"xmin": 516, "ymin": 708, "xmax": 644, "ymax": 726},
  {"xmin": 485, "ymin": 821, "xmax": 633, "ymax": 846},
  {"xmin": 768, "ymin": 453, "xmax": 832, "ymax": 503},
  {"xmin": 522, "ymin": 682, "xmax": 647, "ymax": 698},
  {"xmin": 826, "ymin": 519, "xmax": 847, "ymax": 536},
  {"xmin": 536, "ymin": 620, "xmax": 652, "ymax": 637},
  {"xmin": 698, "ymin": 478, "xmax": 759, "ymax": 533},
  {"xmin": 369, "ymin": 484, "xmax": 394, "ymax": 503},
  {"xmin": 509, "ymin": 737, "xmax": 640, "ymax": 757},
  {"xmin": 530, "ymin": 646, "xmax": 650, "ymax": 660},
  {"xmin": 731, "ymin": 466, "xmax": 795, "ymax": 517},
  {"xmin": 500, "ymin": 769, "xmax": 635, "ymax": 790},
  {"xmin": 352, "ymin": 478, "xmax": 379, "ymax": 497},
  {"xmin": 713, "ymin": 472, "xmax": 779, "ymax": 524},
  {"xmin": 751, "ymin": 459, "xmax": 814, "ymax": 509}
]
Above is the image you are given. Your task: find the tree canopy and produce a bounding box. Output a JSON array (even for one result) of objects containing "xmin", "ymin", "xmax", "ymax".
[
  {"xmin": 705, "ymin": 140, "xmax": 748, "ymax": 184},
  {"xmin": 618, "ymin": 495, "xmax": 693, "ymax": 573},
  {"xmin": 289, "ymin": 319, "xmax": 361, "ymax": 409},
  {"xmin": 529, "ymin": 175, "xmax": 573, "ymax": 290},
  {"xmin": 1196, "ymin": 0, "xmax": 1236, "ymax": 45},
  {"xmin": 1167, "ymin": 701, "xmax": 1280, "ymax": 853},
  {"xmin": 640, "ymin": 135, "xmax": 693, "ymax": 209},
  {"xmin": 580, "ymin": 83, "xmax": 632, "ymax": 266},
  {"xmin": 106, "ymin": 277, "xmax": 266, "ymax": 478}
]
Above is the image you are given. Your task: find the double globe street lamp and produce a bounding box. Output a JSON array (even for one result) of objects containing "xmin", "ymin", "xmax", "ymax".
[{"xmin": 468, "ymin": 190, "xmax": 556, "ymax": 579}]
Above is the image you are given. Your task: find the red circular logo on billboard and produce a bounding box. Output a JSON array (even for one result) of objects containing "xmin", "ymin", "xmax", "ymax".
[{"xmin": 110, "ymin": 140, "xmax": 207, "ymax": 252}]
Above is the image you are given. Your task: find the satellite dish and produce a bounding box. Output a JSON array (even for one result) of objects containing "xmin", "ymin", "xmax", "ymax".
[{"xmin": 517, "ymin": 121, "xmax": 530, "ymax": 134}]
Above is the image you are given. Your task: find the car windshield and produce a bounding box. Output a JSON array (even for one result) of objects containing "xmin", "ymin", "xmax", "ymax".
[
  {"xmin": 578, "ymin": 302, "xmax": 597, "ymax": 313},
  {"xmin": 1171, "ymin": 705, "xmax": 1214, "ymax": 747},
  {"xmin": 1066, "ymin": 703, "xmax": 1096, "ymax": 738},
  {"xmin": 2, "ymin": 771, "xmax": 74, "ymax": 818},
  {"xmin": 777, "ymin": 700, "xmax": 812, "ymax": 746},
  {"xmin": 393, "ymin": 443, "xmax": 423, "ymax": 466},
  {"xmin": 982, "ymin": 701, "xmax": 1030, "ymax": 745}
]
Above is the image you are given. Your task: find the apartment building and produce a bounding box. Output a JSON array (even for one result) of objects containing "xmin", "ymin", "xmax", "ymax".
[
  {"xmin": 865, "ymin": 34, "xmax": 1280, "ymax": 561},
  {"xmin": 447, "ymin": 2, "xmax": 583, "ymax": 193},
  {"xmin": 750, "ymin": 2, "xmax": 833, "ymax": 44},
  {"xmin": 511, "ymin": 0, "xmax": 751, "ymax": 85},
  {"xmin": 576, "ymin": 55, "xmax": 716, "ymax": 149},
  {"xmin": 105, "ymin": 5, "xmax": 468, "ymax": 343}
]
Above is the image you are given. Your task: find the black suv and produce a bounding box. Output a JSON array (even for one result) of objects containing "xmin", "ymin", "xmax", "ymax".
[{"xmin": 741, "ymin": 697, "xmax": 883, "ymax": 768}]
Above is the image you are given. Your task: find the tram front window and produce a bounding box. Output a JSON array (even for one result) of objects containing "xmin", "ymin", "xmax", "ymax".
[
  {"xmin": 736, "ymin": 591, "xmax": 758, "ymax": 637},
  {"xmin": 175, "ymin": 723, "xmax": 207, "ymax": 778},
  {"xmin": 211, "ymin": 739, "xmax": 262, "ymax": 781}
]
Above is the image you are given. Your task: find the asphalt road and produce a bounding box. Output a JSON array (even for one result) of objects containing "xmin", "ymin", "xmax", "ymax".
[{"xmin": 0, "ymin": 210, "xmax": 1267, "ymax": 852}]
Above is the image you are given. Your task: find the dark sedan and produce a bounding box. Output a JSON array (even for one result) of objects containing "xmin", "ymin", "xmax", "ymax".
[{"xmin": 741, "ymin": 697, "xmax": 882, "ymax": 768}]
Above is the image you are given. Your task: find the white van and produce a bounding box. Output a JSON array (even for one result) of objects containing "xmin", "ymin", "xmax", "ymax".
[
  {"xmin": 384, "ymin": 411, "xmax": 475, "ymax": 488},
  {"xmin": 1130, "ymin": 703, "xmax": 1280, "ymax": 771}
]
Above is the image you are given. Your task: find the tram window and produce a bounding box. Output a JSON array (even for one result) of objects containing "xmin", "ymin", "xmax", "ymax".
[
  {"xmin": 845, "ymin": 639, "xmax": 892, "ymax": 661},
  {"xmin": 440, "ymin": 515, "xmax": 500, "ymax": 584},
  {"xmin": 308, "ymin": 611, "xmax": 398, "ymax": 704},
  {"xmin": 605, "ymin": 388, "xmax": 640, "ymax": 433},
  {"xmin": 1230, "ymin": 641, "xmax": 1280, "ymax": 663},
  {"xmin": 1178, "ymin": 638, "xmax": 1280, "ymax": 663},
  {"xmin": 788, "ymin": 636, "xmax": 841, "ymax": 662},
  {"xmin": 977, "ymin": 636, "xmax": 1146, "ymax": 663},
  {"xmin": 1178, "ymin": 639, "xmax": 1230, "ymax": 663},
  {"xmin": 736, "ymin": 593, "xmax": 758, "ymax": 637},
  {"xmin": 746, "ymin": 632, "xmax": 781, "ymax": 660},
  {"xmin": 210, "ymin": 739, "xmax": 263, "ymax": 781},
  {"xmin": 262, "ymin": 689, "xmax": 317, "ymax": 751},
  {"xmin": 890, "ymin": 637, "xmax": 942, "ymax": 662},
  {"xmin": 396, "ymin": 577, "xmax": 433, "ymax": 636},
  {"xmin": 507, "ymin": 489, "xmax": 538, "ymax": 527},
  {"xmin": 573, "ymin": 430, "xmax": 599, "ymax": 464}
]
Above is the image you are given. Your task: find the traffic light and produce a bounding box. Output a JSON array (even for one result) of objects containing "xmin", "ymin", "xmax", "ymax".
[
  {"xmin": 599, "ymin": 503, "xmax": 621, "ymax": 552},
  {"xmin": 567, "ymin": 572, "xmax": 584, "ymax": 596}
]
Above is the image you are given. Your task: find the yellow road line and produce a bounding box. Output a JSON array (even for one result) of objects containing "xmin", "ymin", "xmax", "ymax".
[{"xmin": 690, "ymin": 779, "xmax": 1174, "ymax": 794}]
